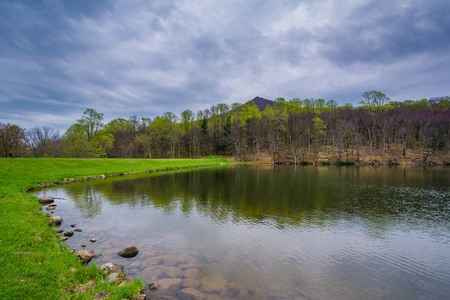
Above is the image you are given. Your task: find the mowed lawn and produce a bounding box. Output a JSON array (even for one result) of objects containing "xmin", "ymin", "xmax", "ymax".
[{"xmin": 0, "ymin": 157, "xmax": 229, "ymax": 299}]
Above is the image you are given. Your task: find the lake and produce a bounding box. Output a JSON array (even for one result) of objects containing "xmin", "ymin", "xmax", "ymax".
[{"xmin": 33, "ymin": 165, "xmax": 450, "ymax": 299}]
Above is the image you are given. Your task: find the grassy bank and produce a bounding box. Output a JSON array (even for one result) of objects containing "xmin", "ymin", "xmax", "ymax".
[{"xmin": 0, "ymin": 157, "xmax": 229, "ymax": 299}]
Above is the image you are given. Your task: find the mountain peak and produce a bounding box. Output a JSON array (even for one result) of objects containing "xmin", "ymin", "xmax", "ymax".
[{"xmin": 248, "ymin": 96, "xmax": 274, "ymax": 111}]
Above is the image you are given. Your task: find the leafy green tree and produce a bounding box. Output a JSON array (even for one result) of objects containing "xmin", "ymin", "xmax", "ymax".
[
  {"xmin": 78, "ymin": 108, "xmax": 104, "ymax": 141},
  {"xmin": 360, "ymin": 91, "xmax": 391, "ymax": 109}
]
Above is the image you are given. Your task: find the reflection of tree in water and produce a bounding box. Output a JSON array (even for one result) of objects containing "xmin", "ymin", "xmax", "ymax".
[
  {"xmin": 62, "ymin": 166, "xmax": 449, "ymax": 233},
  {"xmin": 65, "ymin": 185, "xmax": 103, "ymax": 219}
]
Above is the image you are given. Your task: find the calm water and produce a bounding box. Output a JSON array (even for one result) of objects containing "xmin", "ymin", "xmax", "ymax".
[{"xmin": 34, "ymin": 165, "xmax": 450, "ymax": 299}]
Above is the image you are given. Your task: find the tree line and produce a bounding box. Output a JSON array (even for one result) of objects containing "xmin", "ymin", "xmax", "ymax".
[{"xmin": 1, "ymin": 91, "xmax": 449, "ymax": 163}]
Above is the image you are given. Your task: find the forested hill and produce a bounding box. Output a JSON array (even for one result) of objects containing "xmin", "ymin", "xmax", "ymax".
[
  {"xmin": 249, "ymin": 96, "xmax": 274, "ymax": 112},
  {"xmin": 1, "ymin": 91, "xmax": 449, "ymax": 165}
]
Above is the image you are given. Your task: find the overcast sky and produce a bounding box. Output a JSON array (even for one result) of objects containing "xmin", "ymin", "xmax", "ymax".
[{"xmin": 1, "ymin": 0, "xmax": 449, "ymax": 131}]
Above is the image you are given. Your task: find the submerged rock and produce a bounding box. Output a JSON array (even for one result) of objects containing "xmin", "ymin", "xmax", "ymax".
[
  {"xmin": 199, "ymin": 274, "xmax": 227, "ymax": 293},
  {"xmin": 117, "ymin": 246, "xmax": 139, "ymax": 258},
  {"xmin": 76, "ymin": 249, "xmax": 96, "ymax": 265},
  {"xmin": 63, "ymin": 231, "xmax": 74, "ymax": 237},
  {"xmin": 220, "ymin": 282, "xmax": 248, "ymax": 299},
  {"xmin": 155, "ymin": 278, "xmax": 182, "ymax": 293},
  {"xmin": 74, "ymin": 229, "xmax": 82, "ymax": 232},
  {"xmin": 90, "ymin": 238, "xmax": 97, "ymax": 243},
  {"xmin": 181, "ymin": 278, "xmax": 201, "ymax": 289},
  {"xmin": 177, "ymin": 288, "xmax": 206, "ymax": 300},
  {"xmin": 46, "ymin": 206, "xmax": 56, "ymax": 211},
  {"xmin": 183, "ymin": 268, "xmax": 202, "ymax": 279}
]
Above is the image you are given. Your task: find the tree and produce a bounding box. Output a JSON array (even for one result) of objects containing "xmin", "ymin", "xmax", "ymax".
[
  {"xmin": 63, "ymin": 109, "xmax": 113, "ymax": 158},
  {"xmin": 360, "ymin": 91, "xmax": 390, "ymax": 109},
  {"xmin": 26, "ymin": 127, "xmax": 61, "ymax": 158},
  {"xmin": 0, "ymin": 123, "xmax": 26, "ymax": 157},
  {"xmin": 78, "ymin": 108, "xmax": 104, "ymax": 142}
]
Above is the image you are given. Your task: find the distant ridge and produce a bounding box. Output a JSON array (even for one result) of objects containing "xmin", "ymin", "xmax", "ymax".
[{"xmin": 248, "ymin": 96, "xmax": 274, "ymax": 112}]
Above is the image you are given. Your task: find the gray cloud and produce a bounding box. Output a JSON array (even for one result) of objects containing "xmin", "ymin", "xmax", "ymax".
[{"xmin": 0, "ymin": 0, "xmax": 449, "ymax": 131}]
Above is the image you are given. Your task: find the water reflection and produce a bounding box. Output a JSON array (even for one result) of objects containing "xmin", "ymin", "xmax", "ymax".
[{"xmin": 34, "ymin": 165, "xmax": 450, "ymax": 299}]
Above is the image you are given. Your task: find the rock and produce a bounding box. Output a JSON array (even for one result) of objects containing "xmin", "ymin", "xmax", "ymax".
[
  {"xmin": 155, "ymin": 278, "xmax": 182, "ymax": 293},
  {"xmin": 55, "ymin": 229, "xmax": 64, "ymax": 233},
  {"xmin": 74, "ymin": 229, "xmax": 82, "ymax": 232},
  {"xmin": 183, "ymin": 268, "xmax": 202, "ymax": 279},
  {"xmin": 64, "ymin": 231, "xmax": 74, "ymax": 237},
  {"xmin": 104, "ymin": 272, "xmax": 120, "ymax": 283},
  {"xmin": 81, "ymin": 244, "xmax": 86, "ymax": 247},
  {"xmin": 161, "ymin": 255, "xmax": 180, "ymax": 266},
  {"xmin": 141, "ymin": 265, "xmax": 167, "ymax": 281},
  {"xmin": 76, "ymin": 249, "xmax": 96, "ymax": 265},
  {"xmin": 161, "ymin": 266, "xmax": 182, "ymax": 278},
  {"xmin": 90, "ymin": 238, "xmax": 97, "ymax": 243},
  {"xmin": 220, "ymin": 282, "xmax": 248, "ymax": 299},
  {"xmin": 141, "ymin": 282, "xmax": 159, "ymax": 293},
  {"xmin": 38, "ymin": 197, "xmax": 54, "ymax": 204},
  {"xmin": 145, "ymin": 256, "xmax": 163, "ymax": 265},
  {"xmin": 118, "ymin": 276, "xmax": 135, "ymax": 287},
  {"xmin": 177, "ymin": 288, "xmax": 206, "ymax": 300},
  {"xmin": 200, "ymin": 274, "xmax": 228, "ymax": 293},
  {"xmin": 70, "ymin": 249, "xmax": 76, "ymax": 253},
  {"xmin": 70, "ymin": 224, "xmax": 76, "ymax": 227},
  {"xmin": 48, "ymin": 204, "xmax": 57, "ymax": 207},
  {"xmin": 100, "ymin": 262, "xmax": 124, "ymax": 273},
  {"xmin": 117, "ymin": 246, "xmax": 139, "ymax": 258},
  {"xmin": 60, "ymin": 236, "xmax": 69, "ymax": 241},
  {"xmin": 148, "ymin": 282, "xmax": 159, "ymax": 290},
  {"xmin": 46, "ymin": 206, "xmax": 56, "ymax": 211},
  {"xmin": 49, "ymin": 216, "xmax": 63, "ymax": 225},
  {"xmin": 99, "ymin": 175, "xmax": 106, "ymax": 179},
  {"xmin": 181, "ymin": 278, "xmax": 201, "ymax": 289},
  {"xmin": 94, "ymin": 291, "xmax": 110, "ymax": 300}
]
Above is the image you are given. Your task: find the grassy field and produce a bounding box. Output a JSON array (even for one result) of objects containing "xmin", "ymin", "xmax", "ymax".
[{"xmin": 0, "ymin": 157, "xmax": 229, "ymax": 299}]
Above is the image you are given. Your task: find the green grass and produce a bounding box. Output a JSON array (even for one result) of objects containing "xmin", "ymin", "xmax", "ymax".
[{"xmin": 0, "ymin": 157, "xmax": 229, "ymax": 299}]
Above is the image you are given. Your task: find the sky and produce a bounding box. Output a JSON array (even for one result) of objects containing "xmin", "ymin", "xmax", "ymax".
[{"xmin": 1, "ymin": 0, "xmax": 449, "ymax": 131}]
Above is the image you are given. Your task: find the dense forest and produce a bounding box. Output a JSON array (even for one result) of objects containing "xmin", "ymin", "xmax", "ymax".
[{"xmin": 1, "ymin": 91, "xmax": 449, "ymax": 164}]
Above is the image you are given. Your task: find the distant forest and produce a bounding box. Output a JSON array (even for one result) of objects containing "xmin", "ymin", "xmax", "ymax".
[{"xmin": 1, "ymin": 91, "xmax": 449, "ymax": 163}]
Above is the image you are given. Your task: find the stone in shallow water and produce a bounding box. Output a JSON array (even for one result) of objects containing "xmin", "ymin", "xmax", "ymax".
[
  {"xmin": 74, "ymin": 229, "xmax": 82, "ymax": 232},
  {"xmin": 49, "ymin": 216, "xmax": 63, "ymax": 225},
  {"xmin": 63, "ymin": 231, "xmax": 74, "ymax": 237},
  {"xmin": 38, "ymin": 197, "xmax": 54, "ymax": 204},
  {"xmin": 183, "ymin": 268, "xmax": 202, "ymax": 279},
  {"xmin": 145, "ymin": 256, "xmax": 163, "ymax": 265},
  {"xmin": 182, "ymin": 278, "xmax": 201, "ymax": 289},
  {"xmin": 177, "ymin": 288, "xmax": 206, "ymax": 300},
  {"xmin": 90, "ymin": 238, "xmax": 97, "ymax": 243},
  {"xmin": 46, "ymin": 206, "xmax": 56, "ymax": 211},
  {"xmin": 199, "ymin": 274, "xmax": 227, "ymax": 293},
  {"xmin": 117, "ymin": 246, "xmax": 139, "ymax": 258},
  {"xmin": 141, "ymin": 265, "xmax": 167, "ymax": 282},
  {"xmin": 220, "ymin": 282, "xmax": 248, "ymax": 299},
  {"xmin": 155, "ymin": 278, "xmax": 182, "ymax": 294},
  {"xmin": 161, "ymin": 266, "xmax": 183, "ymax": 278}
]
